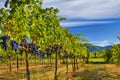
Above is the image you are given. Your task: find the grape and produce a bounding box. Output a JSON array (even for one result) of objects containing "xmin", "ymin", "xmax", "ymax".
[
  {"xmin": 0, "ymin": 35, "xmax": 10, "ymax": 51},
  {"xmin": 59, "ymin": 45, "xmax": 62, "ymax": 51},
  {"xmin": 19, "ymin": 50, "xmax": 24, "ymax": 55},
  {"xmin": 20, "ymin": 42, "xmax": 26, "ymax": 47},
  {"xmin": 27, "ymin": 43, "xmax": 40, "ymax": 55},
  {"xmin": 38, "ymin": 50, "xmax": 45, "ymax": 58},
  {"xmin": 1, "ymin": 35, "xmax": 10, "ymax": 42},
  {"xmin": 37, "ymin": 46, "xmax": 40, "ymax": 49},
  {"xmin": 11, "ymin": 40, "xmax": 19, "ymax": 53},
  {"xmin": 63, "ymin": 50, "xmax": 73, "ymax": 58}
]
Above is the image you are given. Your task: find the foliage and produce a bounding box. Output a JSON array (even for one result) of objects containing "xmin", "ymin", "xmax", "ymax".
[
  {"xmin": 111, "ymin": 44, "xmax": 120, "ymax": 64},
  {"xmin": 0, "ymin": 0, "xmax": 89, "ymax": 80},
  {"xmin": 103, "ymin": 49, "xmax": 113, "ymax": 63}
]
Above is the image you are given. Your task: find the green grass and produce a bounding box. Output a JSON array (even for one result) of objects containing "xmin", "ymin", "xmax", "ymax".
[
  {"xmin": 89, "ymin": 58, "xmax": 106, "ymax": 64},
  {"xmin": 1, "ymin": 58, "xmax": 120, "ymax": 80},
  {"xmin": 72, "ymin": 58, "xmax": 120, "ymax": 80}
]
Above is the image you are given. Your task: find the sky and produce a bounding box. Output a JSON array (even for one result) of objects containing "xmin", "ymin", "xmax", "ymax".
[{"xmin": 0, "ymin": 0, "xmax": 120, "ymax": 46}]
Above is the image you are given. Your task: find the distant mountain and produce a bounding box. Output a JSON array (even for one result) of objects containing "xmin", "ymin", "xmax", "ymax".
[
  {"xmin": 104, "ymin": 45, "xmax": 112, "ymax": 49},
  {"xmin": 86, "ymin": 45, "xmax": 112, "ymax": 52}
]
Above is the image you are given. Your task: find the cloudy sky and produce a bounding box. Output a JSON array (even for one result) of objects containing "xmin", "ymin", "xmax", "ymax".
[
  {"xmin": 1, "ymin": 0, "xmax": 120, "ymax": 46},
  {"xmin": 43, "ymin": 0, "xmax": 120, "ymax": 46}
]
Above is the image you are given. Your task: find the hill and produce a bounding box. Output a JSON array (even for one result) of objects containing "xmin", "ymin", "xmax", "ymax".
[{"xmin": 86, "ymin": 45, "xmax": 112, "ymax": 52}]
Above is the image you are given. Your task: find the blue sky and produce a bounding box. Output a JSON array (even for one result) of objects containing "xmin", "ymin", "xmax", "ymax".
[{"xmin": 1, "ymin": 0, "xmax": 120, "ymax": 46}]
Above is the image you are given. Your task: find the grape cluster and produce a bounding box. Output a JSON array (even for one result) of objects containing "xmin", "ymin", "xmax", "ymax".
[
  {"xmin": 11, "ymin": 40, "xmax": 19, "ymax": 53},
  {"xmin": 0, "ymin": 35, "xmax": 10, "ymax": 51},
  {"xmin": 28, "ymin": 43, "xmax": 40, "ymax": 55},
  {"xmin": 19, "ymin": 42, "xmax": 26, "ymax": 55},
  {"xmin": 51, "ymin": 44, "xmax": 62, "ymax": 52},
  {"xmin": 64, "ymin": 50, "xmax": 73, "ymax": 58},
  {"xmin": 0, "ymin": 35, "xmax": 69, "ymax": 59},
  {"xmin": 38, "ymin": 50, "xmax": 45, "ymax": 58},
  {"xmin": 0, "ymin": 35, "xmax": 43, "ymax": 59},
  {"xmin": 20, "ymin": 42, "xmax": 26, "ymax": 47},
  {"xmin": 45, "ymin": 44, "xmax": 63, "ymax": 57},
  {"xmin": 19, "ymin": 41, "xmax": 41, "ymax": 57}
]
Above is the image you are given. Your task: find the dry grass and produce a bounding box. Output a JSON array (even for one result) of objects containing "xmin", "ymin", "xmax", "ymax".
[
  {"xmin": 1, "ymin": 58, "xmax": 120, "ymax": 80},
  {"xmin": 72, "ymin": 64, "xmax": 120, "ymax": 80},
  {"xmin": 0, "ymin": 60, "xmax": 73, "ymax": 80}
]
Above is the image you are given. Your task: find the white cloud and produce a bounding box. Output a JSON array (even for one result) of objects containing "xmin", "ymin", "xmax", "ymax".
[
  {"xmin": 60, "ymin": 21, "xmax": 114, "ymax": 27},
  {"xmin": 43, "ymin": 0, "xmax": 120, "ymax": 19},
  {"xmin": 1, "ymin": 0, "xmax": 120, "ymax": 19},
  {"xmin": 91, "ymin": 40, "xmax": 111, "ymax": 47},
  {"xmin": 1, "ymin": 0, "xmax": 120, "ymax": 27},
  {"xmin": 97, "ymin": 40, "xmax": 111, "ymax": 47}
]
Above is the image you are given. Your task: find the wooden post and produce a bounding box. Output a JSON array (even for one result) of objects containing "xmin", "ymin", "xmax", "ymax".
[
  {"xmin": 25, "ymin": 51, "xmax": 30, "ymax": 80},
  {"xmin": 55, "ymin": 52, "xmax": 58, "ymax": 80},
  {"xmin": 16, "ymin": 56, "xmax": 19, "ymax": 71},
  {"xmin": 8, "ymin": 56, "xmax": 12, "ymax": 72},
  {"xmin": 73, "ymin": 56, "xmax": 76, "ymax": 72},
  {"xmin": 66, "ymin": 56, "xmax": 68, "ymax": 74}
]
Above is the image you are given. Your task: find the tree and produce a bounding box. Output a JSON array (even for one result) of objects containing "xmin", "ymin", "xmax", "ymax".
[
  {"xmin": 111, "ymin": 44, "xmax": 120, "ymax": 65},
  {"xmin": 104, "ymin": 49, "xmax": 113, "ymax": 63}
]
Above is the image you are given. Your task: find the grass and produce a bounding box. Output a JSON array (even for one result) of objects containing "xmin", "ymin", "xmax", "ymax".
[
  {"xmin": 72, "ymin": 58, "xmax": 120, "ymax": 80},
  {"xmin": 0, "ymin": 59, "xmax": 74, "ymax": 80},
  {"xmin": 89, "ymin": 58, "xmax": 106, "ymax": 63},
  {"xmin": 0, "ymin": 58, "xmax": 120, "ymax": 80},
  {"xmin": 73, "ymin": 64, "xmax": 120, "ymax": 80}
]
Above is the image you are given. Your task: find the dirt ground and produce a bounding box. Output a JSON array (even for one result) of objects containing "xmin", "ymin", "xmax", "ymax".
[
  {"xmin": 72, "ymin": 64, "xmax": 120, "ymax": 80},
  {"xmin": 0, "ymin": 59, "xmax": 120, "ymax": 80}
]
